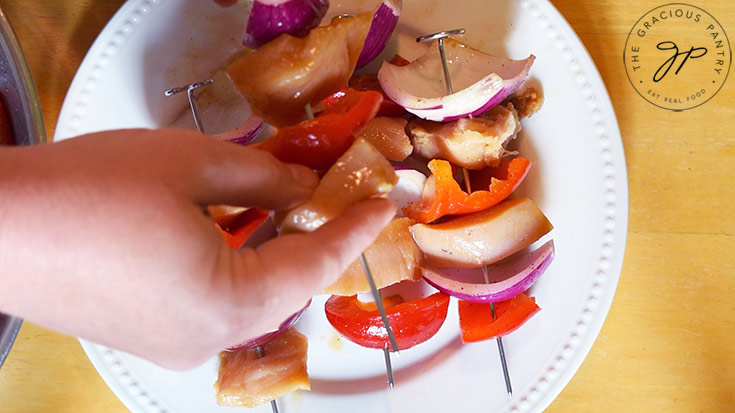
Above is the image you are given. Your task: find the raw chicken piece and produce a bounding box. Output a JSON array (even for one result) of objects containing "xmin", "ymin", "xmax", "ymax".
[
  {"xmin": 407, "ymin": 103, "xmax": 521, "ymax": 170},
  {"xmin": 215, "ymin": 328, "xmax": 309, "ymax": 407},
  {"xmin": 356, "ymin": 117, "xmax": 412, "ymax": 161},
  {"xmin": 226, "ymin": 14, "xmax": 372, "ymax": 127},
  {"xmin": 279, "ymin": 138, "xmax": 397, "ymax": 234},
  {"xmin": 507, "ymin": 87, "xmax": 544, "ymax": 119},
  {"xmin": 410, "ymin": 197, "xmax": 552, "ymax": 268},
  {"xmin": 323, "ymin": 217, "xmax": 423, "ymax": 295}
]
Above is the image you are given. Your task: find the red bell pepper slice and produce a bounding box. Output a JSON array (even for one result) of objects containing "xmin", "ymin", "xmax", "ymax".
[
  {"xmin": 403, "ymin": 157, "xmax": 531, "ymax": 224},
  {"xmin": 317, "ymin": 88, "xmax": 348, "ymax": 111},
  {"xmin": 215, "ymin": 208, "xmax": 270, "ymax": 249},
  {"xmin": 257, "ymin": 88, "xmax": 383, "ymax": 170},
  {"xmin": 325, "ymin": 292, "xmax": 450, "ymax": 351},
  {"xmin": 457, "ymin": 293, "xmax": 540, "ymax": 343}
]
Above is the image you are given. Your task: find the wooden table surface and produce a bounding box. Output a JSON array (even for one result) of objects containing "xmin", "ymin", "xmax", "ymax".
[{"xmin": 1, "ymin": 0, "xmax": 733, "ymax": 411}]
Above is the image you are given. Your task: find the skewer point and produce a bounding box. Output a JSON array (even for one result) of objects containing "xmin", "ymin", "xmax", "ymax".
[
  {"xmin": 383, "ymin": 345, "xmax": 395, "ymax": 390},
  {"xmin": 255, "ymin": 346, "xmax": 281, "ymax": 413}
]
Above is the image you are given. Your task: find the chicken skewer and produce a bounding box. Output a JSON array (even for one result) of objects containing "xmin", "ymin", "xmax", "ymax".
[
  {"xmin": 165, "ymin": 78, "xmax": 281, "ymax": 413},
  {"xmin": 319, "ymin": 14, "xmax": 401, "ymax": 385},
  {"xmin": 416, "ymin": 29, "xmax": 513, "ymax": 398},
  {"xmin": 304, "ymin": 102, "xmax": 399, "ymax": 389},
  {"xmin": 165, "ymin": 80, "xmax": 400, "ymax": 391},
  {"xmin": 464, "ymin": 175, "xmax": 513, "ymax": 399}
]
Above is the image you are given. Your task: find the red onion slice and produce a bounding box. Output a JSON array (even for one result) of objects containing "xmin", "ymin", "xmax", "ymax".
[
  {"xmin": 388, "ymin": 169, "xmax": 426, "ymax": 214},
  {"xmin": 355, "ymin": 0, "xmax": 402, "ymax": 68},
  {"xmin": 243, "ymin": 0, "xmax": 329, "ymax": 49},
  {"xmin": 421, "ymin": 240, "xmax": 554, "ymax": 303},
  {"xmin": 226, "ymin": 300, "xmax": 311, "ymax": 351},
  {"xmin": 211, "ymin": 115, "xmax": 265, "ymax": 146},
  {"xmin": 378, "ymin": 39, "xmax": 534, "ymax": 122}
]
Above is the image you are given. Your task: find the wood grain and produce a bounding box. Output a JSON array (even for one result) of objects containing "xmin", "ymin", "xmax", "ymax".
[
  {"xmin": 548, "ymin": 1, "xmax": 735, "ymax": 411},
  {"xmin": 0, "ymin": 0, "xmax": 733, "ymax": 411},
  {"xmin": 0, "ymin": 2, "xmax": 128, "ymax": 411}
]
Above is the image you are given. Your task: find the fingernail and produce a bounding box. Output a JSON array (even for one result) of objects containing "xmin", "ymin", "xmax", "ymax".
[
  {"xmin": 289, "ymin": 164, "xmax": 319, "ymax": 189},
  {"xmin": 376, "ymin": 197, "xmax": 398, "ymax": 217}
]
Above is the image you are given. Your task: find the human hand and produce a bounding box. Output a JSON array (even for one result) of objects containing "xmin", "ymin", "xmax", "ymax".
[{"xmin": 0, "ymin": 129, "xmax": 395, "ymax": 369}]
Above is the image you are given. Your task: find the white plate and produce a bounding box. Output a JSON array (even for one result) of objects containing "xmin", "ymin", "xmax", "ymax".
[{"xmin": 55, "ymin": 0, "xmax": 628, "ymax": 412}]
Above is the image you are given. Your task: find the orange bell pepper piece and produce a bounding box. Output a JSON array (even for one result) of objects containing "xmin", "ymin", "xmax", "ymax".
[
  {"xmin": 403, "ymin": 157, "xmax": 531, "ymax": 224},
  {"xmin": 458, "ymin": 293, "xmax": 540, "ymax": 343}
]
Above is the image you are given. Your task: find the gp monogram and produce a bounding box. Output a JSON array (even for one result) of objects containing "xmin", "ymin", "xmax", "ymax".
[{"xmin": 624, "ymin": 3, "xmax": 731, "ymax": 111}]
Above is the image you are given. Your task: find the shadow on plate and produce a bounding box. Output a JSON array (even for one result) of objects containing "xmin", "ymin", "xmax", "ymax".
[{"xmin": 310, "ymin": 336, "xmax": 463, "ymax": 395}]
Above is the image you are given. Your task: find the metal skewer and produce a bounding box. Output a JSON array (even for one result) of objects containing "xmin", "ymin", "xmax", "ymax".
[
  {"xmin": 416, "ymin": 29, "xmax": 465, "ymax": 95},
  {"xmin": 305, "ymin": 102, "xmax": 399, "ymax": 389},
  {"xmin": 483, "ymin": 267, "xmax": 513, "ymax": 398},
  {"xmin": 361, "ymin": 253, "xmax": 397, "ymax": 389},
  {"xmin": 463, "ymin": 171, "xmax": 513, "ymax": 398},
  {"xmin": 255, "ymin": 345, "xmax": 280, "ymax": 413},
  {"xmin": 164, "ymin": 78, "xmax": 214, "ymax": 133},
  {"xmin": 418, "ymin": 29, "xmax": 513, "ymax": 398},
  {"xmin": 166, "ymin": 79, "xmax": 281, "ymax": 413}
]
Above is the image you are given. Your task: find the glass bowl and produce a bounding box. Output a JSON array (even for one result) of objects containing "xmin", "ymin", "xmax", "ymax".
[{"xmin": 0, "ymin": 6, "xmax": 46, "ymax": 368}]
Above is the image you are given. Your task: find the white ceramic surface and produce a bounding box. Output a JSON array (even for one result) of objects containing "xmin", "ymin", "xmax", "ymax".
[{"xmin": 54, "ymin": 0, "xmax": 628, "ymax": 412}]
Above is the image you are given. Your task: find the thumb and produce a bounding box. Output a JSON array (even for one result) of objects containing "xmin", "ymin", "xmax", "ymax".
[
  {"xmin": 225, "ymin": 198, "xmax": 397, "ymax": 330},
  {"xmin": 256, "ymin": 198, "xmax": 397, "ymax": 294}
]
